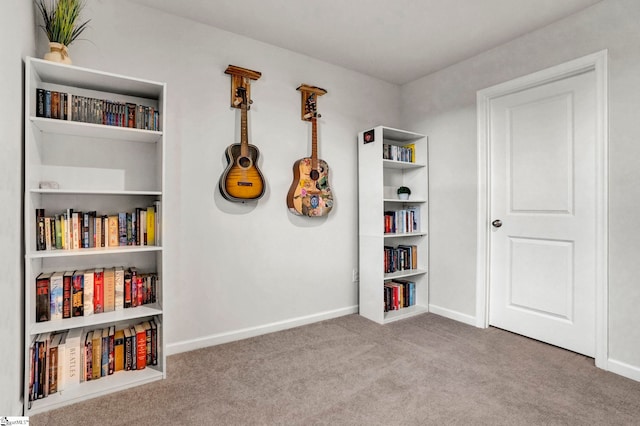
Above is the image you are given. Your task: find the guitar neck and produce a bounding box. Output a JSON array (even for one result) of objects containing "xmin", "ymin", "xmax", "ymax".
[
  {"xmin": 311, "ymin": 116, "xmax": 318, "ymax": 170},
  {"xmin": 240, "ymin": 103, "xmax": 250, "ymax": 157}
]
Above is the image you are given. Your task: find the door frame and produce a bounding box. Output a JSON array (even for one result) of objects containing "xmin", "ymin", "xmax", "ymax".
[{"xmin": 475, "ymin": 50, "xmax": 609, "ymax": 369}]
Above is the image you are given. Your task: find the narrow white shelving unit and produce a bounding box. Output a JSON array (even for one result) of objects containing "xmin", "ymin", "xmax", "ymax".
[
  {"xmin": 23, "ymin": 57, "xmax": 166, "ymax": 415},
  {"xmin": 358, "ymin": 126, "xmax": 429, "ymax": 324}
]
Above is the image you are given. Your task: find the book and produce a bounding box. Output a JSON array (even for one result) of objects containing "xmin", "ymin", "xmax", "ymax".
[
  {"xmin": 129, "ymin": 326, "xmax": 137, "ymax": 370},
  {"xmin": 114, "ymin": 328, "xmax": 125, "ymax": 372},
  {"xmin": 108, "ymin": 215, "xmax": 119, "ymax": 247},
  {"xmin": 129, "ymin": 267, "xmax": 138, "ymax": 307},
  {"xmin": 142, "ymin": 321, "xmax": 152, "ymax": 365},
  {"xmin": 108, "ymin": 325, "xmax": 115, "ymax": 375},
  {"xmin": 64, "ymin": 327, "xmax": 83, "ymax": 389},
  {"xmin": 36, "ymin": 272, "xmax": 52, "ymax": 322},
  {"xmin": 146, "ymin": 205, "xmax": 155, "ymax": 246},
  {"xmin": 136, "ymin": 274, "xmax": 144, "ymax": 307},
  {"xmin": 123, "ymin": 327, "xmax": 133, "ymax": 371},
  {"xmin": 48, "ymin": 332, "xmax": 62, "ymax": 394},
  {"xmin": 114, "ymin": 266, "xmax": 124, "ymax": 310},
  {"xmin": 150, "ymin": 319, "xmax": 158, "ymax": 365},
  {"xmin": 93, "ymin": 268, "xmax": 104, "ymax": 314},
  {"xmin": 84, "ymin": 330, "xmax": 93, "ymax": 381},
  {"xmin": 154, "ymin": 200, "xmax": 162, "ymax": 245},
  {"xmin": 36, "ymin": 88, "xmax": 45, "ymax": 117},
  {"xmin": 134, "ymin": 324, "xmax": 147, "ymax": 370},
  {"xmin": 55, "ymin": 331, "xmax": 67, "ymax": 392},
  {"xmin": 95, "ymin": 213, "xmax": 102, "ymax": 248},
  {"xmin": 55, "ymin": 215, "xmax": 62, "ymax": 249},
  {"xmin": 83, "ymin": 269, "xmax": 94, "ymax": 316},
  {"xmin": 101, "ymin": 328, "xmax": 109, "ymax": 377},
  {"xmin": 50, "ymin": 271, "xmax": 64, "ymax": 321},
  {"xmin": 118, "ymin": 212, "xmax": 127, "ymax": 246},
  {"xmin": 91, "ymin": 329, "xmax": 102, "ymax": 380},
  {"xmin": 103, "ymin": 267, "xmax": 115, "ymax": 312},
  {"xmin": 36, "ymin": 208, "xmax": 46, "ymax": 251},
  {"xmin": 71, "ymin": 271, "xmax": 84, "ymax": 317},
  {"xmin": 72, "ymin": 211, "xmax": 81, "ymax": 249},
  {"xmin": 44, "ymin": 216, "xmax": 52, "ymax": 250},
  {"xmin": 124, "ymin": 269, "xmax": 132, "ymax": 309}
]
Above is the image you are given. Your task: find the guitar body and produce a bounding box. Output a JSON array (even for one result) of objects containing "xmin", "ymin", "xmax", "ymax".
[
  {"xmin": 287, "ymin": 156, "xmax": 333, "ymax": 216},
  {"xmin": 219, "ymin": 143, "xmax": 265, "ymax": 201}
]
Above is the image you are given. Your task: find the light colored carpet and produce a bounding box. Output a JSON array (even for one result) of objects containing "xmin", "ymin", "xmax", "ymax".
[{"xmin": 31, "ymin": 313, "xmax": 640, "ymax": 425}]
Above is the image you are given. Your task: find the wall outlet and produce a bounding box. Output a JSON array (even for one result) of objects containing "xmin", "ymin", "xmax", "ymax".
[{"xmin": 352, "ymin": 268, "xmax": 359, "ymax": 283}]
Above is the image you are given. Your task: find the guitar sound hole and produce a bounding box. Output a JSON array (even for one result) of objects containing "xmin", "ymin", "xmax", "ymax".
[
  {"xmin": 310, "ymin": 169, "xmax": 320, "ymax": 181},
  {"xmin": 238, "ymin": 157, "xmax": 252, "ymax": 168}
]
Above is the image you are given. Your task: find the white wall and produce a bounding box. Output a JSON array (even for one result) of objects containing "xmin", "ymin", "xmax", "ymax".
[
  {"xmin": 0, "ymin": 1, "xmax": 35, "ymax": 416},
  {"xmin": 401, "ymin": 0, "xmax": 640, "ymax": 377},
  {"xmin": 56, "ymin": 0, "xmax": 401, "ymax": 353}
]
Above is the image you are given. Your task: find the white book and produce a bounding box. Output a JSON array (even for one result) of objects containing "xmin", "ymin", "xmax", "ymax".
[
  {"xmin": 64, "ymin": 327, "xmax": 83, "ymax": 389},
  {"xmin": 83, "ymin": 270, "xmax": 94, "ymax": 316},
  {"xmin": 56, "ymin": 330, "xmax": 67, "ymax": 392},
  {"xmin": 50, "ymin": 271, "xmax": 64, "ymax": 320},
  {"xmin": 115, "ymin": 266, "xmax": 124, "ymax": 310}
]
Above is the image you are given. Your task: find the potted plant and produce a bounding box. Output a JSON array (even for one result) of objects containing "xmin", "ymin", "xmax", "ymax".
[
  {"xmin": 397, "ymin": 186, "xmax": 411, "ymax": 200},
  {"xmin": 36, "ymin": 0, "xmax": 90, "ymax": 64}
]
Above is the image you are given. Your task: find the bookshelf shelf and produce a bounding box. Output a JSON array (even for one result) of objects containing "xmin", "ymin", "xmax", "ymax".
[
  {"xmin": 31, "ymin": 189, "xmax": 163, "ymax": 196},
  {"xmin": 31, "ymin": 116, "xmax": 162, "ymax": 143},
  {"xmin": 29, "ymin": 304, "xmax": 163, "ymax": 335},
  {"xmin": 26, "ymin": 366, "xmax": 163, "ymax": 416},
  {"xmin": 23, "ymin": 57, "xmax": 167, "ymax": 415},
  {"xmin": 358, "ymin": 126, "xmax": 429, "ymax": 324},
  {"xmin": 27, "ymin": 245, "xmax": 162, "ymax": 259}
]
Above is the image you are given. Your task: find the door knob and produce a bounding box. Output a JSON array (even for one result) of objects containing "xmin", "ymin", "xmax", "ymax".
[{"xmin": 492, "ymin": 219, "xmax": 502, "ymax": 228}]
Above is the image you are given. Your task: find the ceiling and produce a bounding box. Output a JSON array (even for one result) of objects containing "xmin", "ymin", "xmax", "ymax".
[{"xmin": 131, "ymin": 0, "xmax": 602, "ymax": 85}]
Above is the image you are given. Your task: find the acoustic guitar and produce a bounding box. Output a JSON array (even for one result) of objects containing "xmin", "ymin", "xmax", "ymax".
[
  {"xmin": 286, "ymin": 94, "xmax": 333, "ymax": 216},
  {"xmin": 219, "ymin": 87, "xmax": 265, "ymax": 201}
]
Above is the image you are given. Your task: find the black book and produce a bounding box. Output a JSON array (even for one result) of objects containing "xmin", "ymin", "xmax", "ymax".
[{"xmin": 36, "ymin": 89, "xmax": 45, "ymax": 117}]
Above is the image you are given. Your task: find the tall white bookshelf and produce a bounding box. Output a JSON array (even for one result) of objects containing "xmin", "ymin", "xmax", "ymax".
[
  {"xmin": 358, "ymin": 126, "xmax": 428, "ymax": 324},
  {"xmin": 23, "ymin": 57, "xmax": 166, "ymax": 414}
]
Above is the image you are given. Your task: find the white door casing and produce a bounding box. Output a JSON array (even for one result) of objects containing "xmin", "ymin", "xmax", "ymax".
[{"xmin": 476, "ymin": 51, "xmax": 608, "ymax": 367}]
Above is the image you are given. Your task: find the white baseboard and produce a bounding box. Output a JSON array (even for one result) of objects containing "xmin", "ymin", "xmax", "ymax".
[
  {"xmin": 428, "ymin": 304, "xmax": 476, "ymax": 326},
  {"xmin": 607, "ymin": 358, "xmax": 640, "ymax": 382},
  {"xmin": 166, "ymin": 305, "xmax": 359, "ymax": 356}
]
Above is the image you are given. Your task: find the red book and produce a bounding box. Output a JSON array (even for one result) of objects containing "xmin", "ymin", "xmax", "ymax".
[
  {"xmin": 93, "ymin": 268, "xmax": 104, "ymax": 314},
  {"xmin": 136, "ymin": 276, "xmax": 144, "ymax": 307},
  {"xmin": 62, "ymin": 271, "xmax": 73, "ymax": 319},
  {"xmin": 35, "ymin": 272, "xmax": 52, "ymax": 322},
  {"xmin": 134, "ymin": 324, "xmax": 146, "ymax": 370}
]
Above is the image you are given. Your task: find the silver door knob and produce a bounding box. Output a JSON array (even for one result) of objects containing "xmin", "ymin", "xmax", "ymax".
[{"xmin": 492, "ymin": 219, "xmax": 502, "ymax": 228}]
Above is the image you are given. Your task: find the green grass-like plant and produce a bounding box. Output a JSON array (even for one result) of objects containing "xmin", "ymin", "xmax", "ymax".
[{"xmin": 36, "ymin": 0, "xmax": 90, "ymax": 46}]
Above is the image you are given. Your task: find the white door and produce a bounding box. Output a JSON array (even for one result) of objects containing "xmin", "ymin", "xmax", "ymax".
[{"xmin": 488, "ymin": 69, "xmax": 597, "ymax": 357}]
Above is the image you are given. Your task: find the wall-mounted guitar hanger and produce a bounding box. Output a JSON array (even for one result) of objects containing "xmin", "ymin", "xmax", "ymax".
[{"xmin": 224, "ymin": 65, "xmax": 262, "ymax": 109}]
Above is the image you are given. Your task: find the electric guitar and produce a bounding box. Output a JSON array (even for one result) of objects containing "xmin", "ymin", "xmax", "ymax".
[
  {"xmin": 286, "ymin": 94, "xmax": 333, "ymax": 216},
  {"xmin": 219, "ymin": 87, "xmax": 266, "ymax": 201}
]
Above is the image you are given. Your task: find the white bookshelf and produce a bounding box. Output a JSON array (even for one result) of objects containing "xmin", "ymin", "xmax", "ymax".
[
  {"xmin": 23, "ymin": 57, "xmax": 166, "ymax": 415},
  {"xmin": 358, "ymin": 126, "xmax": 429, "ymax": 324}
]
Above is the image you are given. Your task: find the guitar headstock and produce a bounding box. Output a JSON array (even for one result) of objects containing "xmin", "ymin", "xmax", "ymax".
[
  {"xmin": 304, "ymin": 93, "xmax": 320, "ymax": 120},
  {"xmin": 234, "ymin": 86, "xmax": 251, "ymax": 109}
]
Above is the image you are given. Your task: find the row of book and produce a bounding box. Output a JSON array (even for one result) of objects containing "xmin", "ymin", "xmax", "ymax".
[
  {"xmin": 383, "ymin": 143, "xmax": 415, "ymax": 163},
  {"xmin": 36, "ymin": 202, "xmax": 161, "ymax": 251},
  {"xmin": 384, "ymin": 280, "xmax": 416, "ymax": 312},
  {"xmin": 384, "ymin": 206, "xmax": 420, "ymax": 234},
  {"xmin": 35, "ymin": 88, "xmax": 161, "ymax": 131},
  {"xmin": 384, "ymin": 244, "xmax": 418, "ymax": 274},
  {"xmin": 28, "ymin": 318, "xmax": 159, "ymax": 404},
  {"xmin": 36, "ymin": 267, "xmax": 158, "ymax": 323}
]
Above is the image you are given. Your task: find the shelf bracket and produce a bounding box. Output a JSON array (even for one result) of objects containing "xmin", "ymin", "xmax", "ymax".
[
  {"xmin": 296, "ymin": 84, "xmax": 327, "ymax": 121},
  {"xmin": 225, "ymin": 65, "xmax": 262, "ymax": 109}
]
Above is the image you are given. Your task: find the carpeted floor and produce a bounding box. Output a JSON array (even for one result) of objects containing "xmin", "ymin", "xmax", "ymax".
[{"xmin": 30, "ymin": 313, "xmax": 640, "ymax": 425}]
